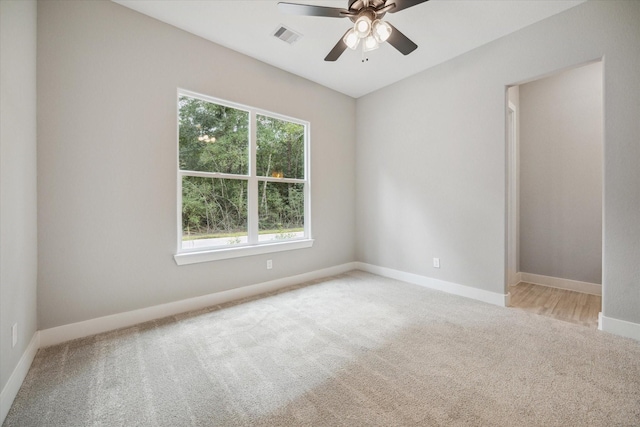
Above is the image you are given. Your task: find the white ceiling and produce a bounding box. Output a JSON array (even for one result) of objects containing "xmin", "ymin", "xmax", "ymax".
[{"xmin": 112, "ymin": 0, "xmax": 585, "ymax": 98}]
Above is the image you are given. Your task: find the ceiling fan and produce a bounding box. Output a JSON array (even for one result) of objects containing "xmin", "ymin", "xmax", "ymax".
[{"xmin": 278, "ymin": 0, "xmax": 429, "ymax": 61}]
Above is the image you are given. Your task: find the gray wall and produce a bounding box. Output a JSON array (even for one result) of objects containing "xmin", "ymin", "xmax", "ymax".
[
  {"xmin": 0, "ymin": 0, "xmax": 38, "ymax": 393},
  {"xmin": 519, "ymin": 62, "xmax": 602, "ymax": 285},
  {"xmin": 356, "ymin": 1, "xmax": 640, "ymax": 324},
  {"xmin": 37, "ymin": 0, "xmax": 356, "ymax": 330}
]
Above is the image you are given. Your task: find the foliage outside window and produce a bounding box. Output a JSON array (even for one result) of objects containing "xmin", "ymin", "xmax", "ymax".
[{"xmin": 177, "ymin": 90, "xmax": 310, "ymax": 256}]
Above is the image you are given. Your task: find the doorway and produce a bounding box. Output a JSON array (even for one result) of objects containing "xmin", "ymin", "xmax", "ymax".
[{"xmin": 505, "ymin": 61, "xmax": 603, "ymax": 328}]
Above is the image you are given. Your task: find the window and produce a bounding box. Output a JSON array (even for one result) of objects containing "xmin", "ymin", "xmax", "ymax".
[{"xmin": 175, "ymin": 90, "xmax": 312, "ymax": 265}]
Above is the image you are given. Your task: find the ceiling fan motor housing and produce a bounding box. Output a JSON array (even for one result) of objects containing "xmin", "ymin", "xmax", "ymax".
[
  {"xmin": 348, "ymin": 0, "xmax": 388, "ymax": 11},
  {"xmin": 348, "ymin": 0, "xmax": 389, "ymax": 22},
  {"xmin": 352, "ymin": 8, "xmax": 377, "ymax": 25}
]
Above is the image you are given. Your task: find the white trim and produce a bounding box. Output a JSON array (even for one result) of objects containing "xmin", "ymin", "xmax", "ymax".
[
  {"xmin": 39, "ymin": 262, "xmax": 355, "ymax": 348},
  {"xmin": 303, "ymin": 121, "xmax": 311, "ymax": 241},
  {"xmin": 248, "ymin": 109, "xmax": 258, "ymax": 243},
  {"xmin": 174, "ymin": 238, "xmax": 314, "ymax": 265},
  {"xmin": 176, "ymin": 90, "xmax": 183, "ymax": 254},
  {"xmin": 506, "ymin": 99, "xmax": 519, "ymax": 289},
  {"xmin": 514, "ymin": 272, "xmax": 522, "ymax": 286},
  {"xmin": 355, "ymin": 262, "xmax": 509, "ymax": 307},
  {"xmin": 1, "ymin": 332, "xmax": 39, "ymax": 424},
  {"xmin": 599, "ymin": 314, "xmax": 640, "ymax": 342},
  {"xmin": 598, "ymin": 312, "xmax": 603, "ymax": 330},
  {"xmin": 178, "ymin": 170, "xmax": 308, "ymax": 182},
  {"xmin": 518, "ymin": 272, "xmax": 601, "ymax": 296}
]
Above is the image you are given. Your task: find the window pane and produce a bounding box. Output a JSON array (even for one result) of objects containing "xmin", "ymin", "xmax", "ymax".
[
  {"xmin": 179, "ymin": 96, "xmax": 249, "ymax": 175},
  {"xmin": 256, "ymin": 115, "xmax": 305, "ymax": 179},
  {"xmin": 181, "ymin": 176, "xmax": 247, "ymax": 249},
  {"xmin": 258, "ymin": 181, "xmax": 304, "ymax": 242}
]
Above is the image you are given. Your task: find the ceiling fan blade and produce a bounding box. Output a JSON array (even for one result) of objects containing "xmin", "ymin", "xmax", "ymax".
[
  {"xmin": 386, "ymin": 23, "xmax": 418, "ymax": 55},
  {"xmin": 385, "ymin": 0, "xmax": 429, "ymax": 14},
  {"xmin": 324, "ymin": 29, "xmax": 351, "ymax": 61},
  {"xmin": 278, "ymin": 2, "xmax": 349, "ymax": 18}
]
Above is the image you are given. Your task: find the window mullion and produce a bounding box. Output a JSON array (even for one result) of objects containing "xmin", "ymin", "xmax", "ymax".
[
  {"xmin": 179, "ymin": 170, "xmax": 249, "ymax": 180},
  {"xmin": 248, "ymin": 110, "xmax": 258, "ymax": 244}
]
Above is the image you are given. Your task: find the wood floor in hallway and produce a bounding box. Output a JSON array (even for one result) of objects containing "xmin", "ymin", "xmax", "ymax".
[{"xmin": 508, "ymin": 282, "xmax": 601, "ymax": 329}]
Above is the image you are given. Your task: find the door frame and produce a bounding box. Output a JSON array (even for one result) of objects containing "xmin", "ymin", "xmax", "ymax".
[{"xmin": 506, "ymin": 99, "xmax": 518, "ymax": 298}]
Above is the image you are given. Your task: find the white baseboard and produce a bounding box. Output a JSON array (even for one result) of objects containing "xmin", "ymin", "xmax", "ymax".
[
  {"xmin": 518, "ymin": 272, "xmax": 601, "ymax": 296},
  {"xmin": 598, "ymin": 312, "xmax": 603, "ymax": 330},
  {"xmin": 40, "ymin": 262, "xmax": 357, "ymax": 348},
  {"xmin": 512, "ymin": 272, "xmax": 523, "ymax": 287},
  {"xmin": 1, "ymin": 331, "xmax": 40, "ymax": 425},
  {"xmin": 355, "ymin": 262, "xmax": 509, "ymax": 307},
  {"xmin": 599, "ymin": 314, "xmax": 640, "ymax": 341}
]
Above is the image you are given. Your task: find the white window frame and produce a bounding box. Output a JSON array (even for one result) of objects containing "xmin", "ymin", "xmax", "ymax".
[{"xmin": 174, "ymin": 89, "xmax": 313, "ymax": 265}]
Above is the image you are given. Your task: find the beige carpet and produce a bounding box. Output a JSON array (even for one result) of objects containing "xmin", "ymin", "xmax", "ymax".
[{"xmin": 4, "ymin": 271, "xmax": 640, "ymax": 426}]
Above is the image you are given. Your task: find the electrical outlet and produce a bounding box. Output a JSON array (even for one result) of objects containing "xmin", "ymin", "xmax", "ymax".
[
  {"xmin": 267, "ymin": 259, "xmax": 273, "ymax": 270},
  {"xmin": 12, "ymin": 323, "xmax": 18, "ymax": 348},
  {"xmin": 433, "ymin": 258, "xmax": 440, "ymax": 268}
]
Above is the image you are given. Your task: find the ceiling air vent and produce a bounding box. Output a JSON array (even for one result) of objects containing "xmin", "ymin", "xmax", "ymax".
[{"xmin": 273, "ymin": 25, "xmax": 302, "ymax": 45}]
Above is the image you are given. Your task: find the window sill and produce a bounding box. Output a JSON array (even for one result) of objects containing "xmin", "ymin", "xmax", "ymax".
[{"xmin": 174, "ymin": 239, "xmax": 314, "ymax": 266}]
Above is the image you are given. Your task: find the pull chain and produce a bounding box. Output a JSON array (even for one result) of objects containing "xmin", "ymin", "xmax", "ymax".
[{"xmin": 361, "ymin": 46, "xmax": 369, "ymax": 63}]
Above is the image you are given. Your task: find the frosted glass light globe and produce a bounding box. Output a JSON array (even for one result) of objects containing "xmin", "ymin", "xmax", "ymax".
[
  {"xmin": 343, "ymin": 29, "xmax": 360, "ymax": 50},
  {"xmin": 354, "ymin": 16, "xmax": 372, "ymax": 38},
  {"xmin": 372, "ymin": 20, "xmax": 392, "ymax": 43}
]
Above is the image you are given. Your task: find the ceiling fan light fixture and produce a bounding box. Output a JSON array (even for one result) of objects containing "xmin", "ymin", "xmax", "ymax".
[
  {"xmin": 354, "ymin": 15, "xmax": 372, "ymax": 38},
  {"xmin": 343, "ymin": 28, "xmax": 360, "ymax": 49},
  {"xmin": 372, "ymin": 19, "xmax": 392, "ymax": 43}
]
